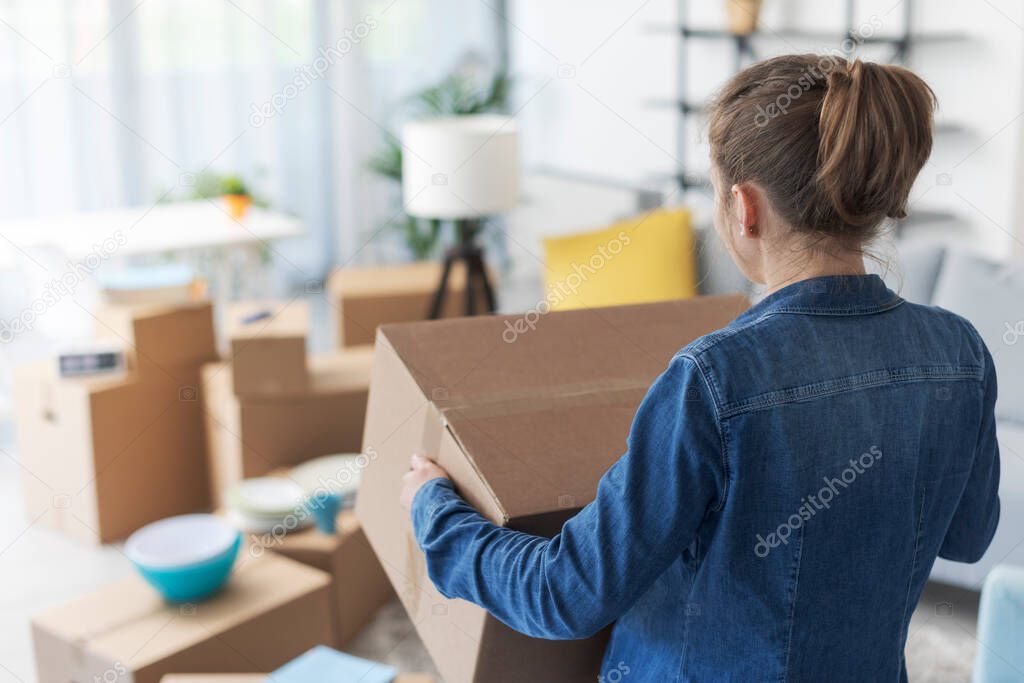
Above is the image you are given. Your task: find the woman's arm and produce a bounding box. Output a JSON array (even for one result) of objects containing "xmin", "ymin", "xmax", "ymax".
[
  {"xmin": 939, "ymin": 344, "xmax": 1001, "ymax": 563},
  {"xmin": 405, "ymin": 354, "xmax": 727, "ymax": 640}
]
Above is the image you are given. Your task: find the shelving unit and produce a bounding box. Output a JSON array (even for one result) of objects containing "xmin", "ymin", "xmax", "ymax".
[{"xmin": 659, "ymin": 0, "xmax": 969, "ymax": 229}]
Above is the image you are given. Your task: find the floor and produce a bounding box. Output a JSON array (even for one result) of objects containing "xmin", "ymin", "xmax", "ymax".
[{"xmin": 0, "ymin": 291, "xmax": 986, "ymax": 682}]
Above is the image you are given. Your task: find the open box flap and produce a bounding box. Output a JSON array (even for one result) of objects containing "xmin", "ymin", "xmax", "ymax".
[{"xmin": 379, "ymin": 295, "xmax": 749, "ymax": 521}]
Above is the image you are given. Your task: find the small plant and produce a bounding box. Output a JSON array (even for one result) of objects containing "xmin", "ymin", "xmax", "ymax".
[
  {"xmin": 162, "ymin": 171, "xmax": 265, "ymax": 205},
  {"xmin": 220, "ymin": 175, "xmax": 250, "ymax": 197},
  {"xmin": 158, "ymin": 171, "xmax": 266, "ymax": 220}
]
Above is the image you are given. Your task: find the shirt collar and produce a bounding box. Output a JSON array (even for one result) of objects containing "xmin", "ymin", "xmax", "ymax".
[{"xmin": 734, "ymin": 274, "xmax": 904, "ymax": 325}]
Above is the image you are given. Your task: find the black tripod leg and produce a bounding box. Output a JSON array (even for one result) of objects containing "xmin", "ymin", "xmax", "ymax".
[
  {"xmin": 464, "ymin": 258, "xmax": 477, "ymax": 316},
  {"xmin": 474, "ymin": 253, "xmax": 497, "ymax": 313},
  {"xmin": 429, "ymin": 254, "xmax": 455, "ymax": 319}
]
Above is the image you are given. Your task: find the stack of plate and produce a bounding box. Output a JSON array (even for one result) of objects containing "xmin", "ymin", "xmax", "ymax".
[
  {"xmin": 225, "ymin": 477, "xmax": 312, "ymax": 534},
  {"xmin": 225, "ymin": 454, "xmax": 365, "ymax": 536},
  {"xmin": 289, "ymin": 454, "xmax": 364, "ymax": 507}
]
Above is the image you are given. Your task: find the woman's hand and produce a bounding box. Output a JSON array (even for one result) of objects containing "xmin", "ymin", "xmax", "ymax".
[{"xmin": 400, "ymin": 454, "xmax": 451, "ymax": 511}]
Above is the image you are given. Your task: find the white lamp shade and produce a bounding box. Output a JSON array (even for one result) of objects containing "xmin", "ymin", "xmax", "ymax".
[{"xmin": 401, "ymin": 115, "xmax": 519, "ymax": 219}]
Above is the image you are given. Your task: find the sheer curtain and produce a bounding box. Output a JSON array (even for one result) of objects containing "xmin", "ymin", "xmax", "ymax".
[
  {"xmin": 0, "ymin": 0, "xmax": 504, "ymax": 412},
  {"xmin": 0, "ymin": 0, "xmax": 503, "ymax": 272}
]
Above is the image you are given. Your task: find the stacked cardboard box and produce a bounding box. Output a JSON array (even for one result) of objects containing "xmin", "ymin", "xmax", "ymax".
[
  {"xmin": 220, "ymin": 300, "xmax": 311, "ymax": 396},
  {"xmin": 33, "ymin": 554, "xmax": 334, "ymax": 683},
  {"xmin": 357, "ymin": 295, "xmax": 749, "ymax": 683},
  {"xmin": 14, "ymin": 301, "xmax": 217, "ymax": 543},
  {"xmin": 203, "ymin": 301, "xmax": 373, "ymax": 505},
  {"xmin": 327, "ymin": 261, "xmax": 491, "ymax": 347},
  {"xmin": 246, "ymin": 494, "xmax": 394, "ymax": 645},
  {"xmin": 265, "ymin": 511, "xmax": 393, "ymax": 645}
]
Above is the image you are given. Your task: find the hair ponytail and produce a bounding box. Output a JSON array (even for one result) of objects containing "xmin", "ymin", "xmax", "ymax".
[
  {"xmin": 709, "ymin": 55, "xmax": 936, "ymax": 247},
  {"xmin": 817, "ymin": 59, "xmax": 936, "ymax": 230}
]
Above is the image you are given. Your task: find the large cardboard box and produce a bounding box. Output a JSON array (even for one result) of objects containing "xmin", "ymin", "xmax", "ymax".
[
  {"xmin": 161, "ymin": 674, "xmax": 435, "ymax": 683},
  {"xmin": 32, "ymin": 554, "xmax": 333, "ymax": 683},
  {"xmin": 357, "ymin": 295, "xmax": 748, "ymax": 683},
  {"xmin": 223, "ymin": 300, "xmax": 310, "ymax": 397},
  {"xmin": 327, "ymin": 262, "xmax": 491, "ymax": 348},
  {"xmin": 93, "ymin": 301, "xmax": 216, "ymax": 380},
  {"xmin": 14, "ymin": 303, "xmax": 218, "ymax": 543},
  {"xmin": 202, "ymin": 348, "xmax": 374, "ymax": 505}
]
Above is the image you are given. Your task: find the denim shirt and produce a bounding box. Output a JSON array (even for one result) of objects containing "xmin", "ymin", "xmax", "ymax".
[{"xmin": 411, "ymin": 274, "xmax": 1000, "ymax": 682}]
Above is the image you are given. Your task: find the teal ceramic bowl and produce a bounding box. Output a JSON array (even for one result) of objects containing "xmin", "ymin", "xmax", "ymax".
[{"xmin": 125, "ymin": 514, "xmax": 241, "ymax": 603}]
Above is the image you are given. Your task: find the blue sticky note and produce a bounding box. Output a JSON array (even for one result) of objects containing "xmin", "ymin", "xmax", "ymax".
[{"xmin": 271, "ymin": 645, "xmax": 397, "ymax": 683}]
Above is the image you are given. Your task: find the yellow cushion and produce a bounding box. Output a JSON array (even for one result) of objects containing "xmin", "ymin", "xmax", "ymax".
[{"xmin": 541, "ymin": 208, "xmax": 697, "ymax": 311}]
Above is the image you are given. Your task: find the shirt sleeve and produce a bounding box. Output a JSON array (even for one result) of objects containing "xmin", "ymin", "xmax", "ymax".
[
  {"xmin": 410, "ymin": 353, "xmax": 727, "ymax": 640},
  {"xmin": 939, "ymin": 343, "xmax": 1001, "ymax": 563}
]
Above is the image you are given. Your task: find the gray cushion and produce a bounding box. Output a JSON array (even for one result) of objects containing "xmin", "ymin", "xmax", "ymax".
[
  {"xmin": 932, "ymin": 250, "xmax": 1024, "ymax": 424},
  {"xmin": 870, "ymin": 241, "xmax": 946, "ymax": 304},
  {"xmin": 693, "ymin": 224, "xmax": 751, "ymax": 297}
]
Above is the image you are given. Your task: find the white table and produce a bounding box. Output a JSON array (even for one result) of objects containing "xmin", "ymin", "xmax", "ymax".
[
  {"xmin": 0, "ymin": 200, "xmax": 305, "ymax": 303},
  {"xmin": 0, "ymin": 200, "xmax": 303, "ymax": 262}
]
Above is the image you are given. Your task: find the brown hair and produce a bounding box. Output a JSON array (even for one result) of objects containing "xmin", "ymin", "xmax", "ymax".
[{"xmin": 708, "ymin": 55, "xmax": 936, "ymax": 247}]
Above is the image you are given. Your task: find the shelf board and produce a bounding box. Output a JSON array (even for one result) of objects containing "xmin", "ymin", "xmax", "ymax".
[
  {"xmin": 646, "ymin": 24, "xmax": 968, "ymax": 45},
  {"xmin": 674, "ymin": 173, "xmax": 710, "ymax": 190},
  {"xmin": 648, "ymin": 100, "xmax": 969, "ymax": 135},
  {"xmin": 647, "ymin": 172, "xmax": 710, "ymax": 190},
  {"xmin": 934, "ymin": 121, "xmax": 968, "ymax": 135},
  {"xmin": 645, "ymin": 98, "xmax": 705, "ymax": 114},
  {"xmin": 900, "ymin": 209, "xmax": 959, "ymax": 226}
]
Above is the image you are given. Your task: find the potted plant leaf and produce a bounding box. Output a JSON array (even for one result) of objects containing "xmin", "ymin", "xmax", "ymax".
[{"xmin": 221, "ymin": 175, "xmax": 252, "ymax": 220}]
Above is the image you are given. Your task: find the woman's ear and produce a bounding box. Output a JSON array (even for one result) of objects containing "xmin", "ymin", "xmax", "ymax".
[{"xmin": 730, "ymin": 183, "xmax": 760, "ymax": 237}]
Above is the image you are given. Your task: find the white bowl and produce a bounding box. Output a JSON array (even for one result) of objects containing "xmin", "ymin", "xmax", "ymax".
[{"xmin": 125, "ymin": 514, "xmax": 238, "ymax": 569}]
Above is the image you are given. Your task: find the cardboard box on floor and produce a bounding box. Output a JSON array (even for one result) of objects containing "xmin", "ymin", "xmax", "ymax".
[
  {"xmin": 13, "ymin": 302, "xmax": 217, "ymax": 544},
  {"xmin": 33, "ymin": 554, "xmax": 333, "ymax": 683},
  {"xmin": 202, "ymin": 348, "xmax": 374, "ymax": 506},
  {"xmin": 327, "ymin": 261, "xmax": 492, "ymax": 348},
  {"xmin": 258, "ymin": 510, "xmax": 392, "ymax": 645},
  {"xmin": 160, "ymin": 674, "xmax": 435, "ymax": 683},
  {"xmin": 239, "ymin": 469, "xmax": 393, "ymax": 646},
  {"xmin": 357, "ymin": 295, "xmax": 749, "ymax": 683}
]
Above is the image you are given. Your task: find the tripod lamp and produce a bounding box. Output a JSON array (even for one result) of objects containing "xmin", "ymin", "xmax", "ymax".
[{"xmin": 401, "ymin": 115, "xmax": 519, "ymax": 318}]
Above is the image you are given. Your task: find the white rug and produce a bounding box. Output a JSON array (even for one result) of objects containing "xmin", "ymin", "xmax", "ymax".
[
  {"xmin": 352, "ymin": 600, "xmax": 978, "ymax": 682},
  {"xmin": 906, "ymin": 622, "xmax": 976, "ymax": 683}
]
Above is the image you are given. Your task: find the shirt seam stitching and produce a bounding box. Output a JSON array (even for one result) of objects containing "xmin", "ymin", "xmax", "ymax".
[
  {"xmin": 780, "ymin": 524, "xmax": 804, "ymax": 683},
  {"xmin": 767, "ymin": 298, "xmax": 905, "ymax": 316},
  {"xmin": 719, "ymin": 367, "xmax": 984, "ymax": 419},
  {"xmin": 682, "ymin": 352, "xmax": 729, "ymax": 513},
  {"xmin": 899, "ymin": 484, "xmax": 928, "ymax": 662}
]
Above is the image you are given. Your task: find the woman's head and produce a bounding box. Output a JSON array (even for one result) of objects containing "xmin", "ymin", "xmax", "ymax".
[{"xmin": 707, "ymin": 55, "xmax": 936, "ymax": 285}]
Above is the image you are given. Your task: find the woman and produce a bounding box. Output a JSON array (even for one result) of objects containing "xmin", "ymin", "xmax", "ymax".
[{"xmin": 399, "ymin": 55, "xmax": 1000, "ymax": 682}]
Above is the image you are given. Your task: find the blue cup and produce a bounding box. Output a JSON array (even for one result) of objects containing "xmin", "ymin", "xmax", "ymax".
[{"xmin": 308, "ymin": 491, "xmax": 343, "ymax": 534}]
